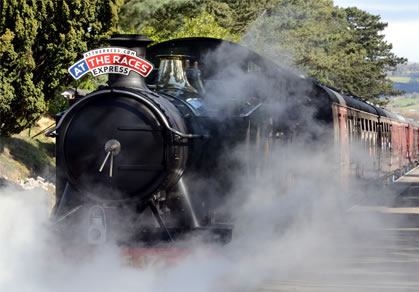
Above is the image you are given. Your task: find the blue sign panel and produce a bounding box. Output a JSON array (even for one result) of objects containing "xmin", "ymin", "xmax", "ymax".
[{"xmin": 68, "ymin": 59, "xmax": 89, "ymax": 80}]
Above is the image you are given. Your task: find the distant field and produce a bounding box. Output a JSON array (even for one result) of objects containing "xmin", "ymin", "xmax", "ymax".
[
  {"xmin": 389, "ymin": 76, "xmax": 419, "ymax": 83},
  {"xmin": 390, "ymin": 98, "xmax": 418, "ymax": 107},
  {"xmin": 387, "ymin": 95, "xmax": 419, "ymax": 120},
  {"xmin": 389, "ymin": 76, "xmax": 411, "ymax": 83}
]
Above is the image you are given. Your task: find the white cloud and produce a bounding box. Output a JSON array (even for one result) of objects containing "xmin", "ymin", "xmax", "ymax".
[
  {"xmin": 385, "ymin": 21, "xmax": 419, "ymax": 62},
  {"xmin": 336, "ymin": 1, "xmax": 419, "ymax": 12}
]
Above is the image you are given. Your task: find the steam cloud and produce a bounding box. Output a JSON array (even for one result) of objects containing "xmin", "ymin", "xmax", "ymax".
[
  {"xmin": 0, "ymin": 138, "xmax": 407, "ymax": 292},
  {"xmin": 0, "ymin": 18, "xmax": 413, "ymax": 292},
  {"xmin": 0, "ymin": 84, "xmax": 409, "ymax": 292}
]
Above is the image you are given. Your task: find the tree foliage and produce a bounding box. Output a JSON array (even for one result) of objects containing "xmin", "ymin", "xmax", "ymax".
[
  {"xmin": 143, "ymin": 10, "xmax": 240, "ymax": 43},
  {"xmin": 119, "ymin": 0, "xmax": 272, "ymax": 40},
  {"xmin": 242, "ymin": 0, "xmax": 406, "ymax": 103},
  {"xmin": 120, "ymin": 0, "xmax": 405, "ymax": 103},
  {"xmin": 342, "ymin": 7, "xmax": 406, "ymax": 99},
  {"xmin": 0, "ymin": 0, "xmax": 407, "ymax": 136},
  {"xmin": 120, "ymin": 0, "xmax": 203, "ymax": 36},
  {"xmin": 0, "ymin": 0, "xmax": 124, "ymax": 136},
  {"xmin": 120, "ymin": 0, "xmax": 236, "ymax": 42}
]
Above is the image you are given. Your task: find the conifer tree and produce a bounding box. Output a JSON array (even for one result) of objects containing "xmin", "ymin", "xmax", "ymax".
[
  {"xmin": 0, "ymin": 0, "xmax": 123, "ymax": 136},
  {"xmin": 341, "ymin": 7, "xmax": 406, "ymax": 100},
  {"xmin": 243, "ymin": 0, "xmax": 406, "ymax": 103}
]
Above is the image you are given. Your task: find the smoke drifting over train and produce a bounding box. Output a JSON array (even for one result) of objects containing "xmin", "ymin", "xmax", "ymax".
[
  {"xmin": 0, "ymin": 36, "xmax": 413, "ymax": 292},
  {"xmin": 0, "ymin": 142, "xmax": 403, "ymax": 291}
]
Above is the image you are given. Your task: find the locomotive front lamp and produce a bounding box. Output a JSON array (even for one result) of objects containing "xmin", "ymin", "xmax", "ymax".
[{"xmin": 99, "ymin": 139, "xmax": 121, "ymax": 178}]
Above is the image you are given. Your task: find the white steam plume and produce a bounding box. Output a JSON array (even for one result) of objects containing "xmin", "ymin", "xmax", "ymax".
[{"xmin": 0, "ymin": 13, "xmax": 414, "ymax": 292}]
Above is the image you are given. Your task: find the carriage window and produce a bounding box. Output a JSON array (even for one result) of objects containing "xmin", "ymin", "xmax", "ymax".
[
  {"xmin": 369, "ymin": 120, "xmax": 372, "ymax": 132},
  {"xmin": 373, "ymin": 121, "xmax": 376, "ymax": 131},
  {"xmin": 361, "ymin": 119, "xmax": 365, "ymax": 131}
]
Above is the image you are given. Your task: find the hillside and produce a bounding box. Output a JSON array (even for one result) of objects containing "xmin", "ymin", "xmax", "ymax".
[
  {"xmin": 388, "ymin": 62, "xmax": 419, "ymax": 93},
  {"xmin": 0, "ymin": 117, "xmax": 56, "ymax": 185},
  {"xmin": 386, "ymin": 95, "xmax": 419, "ymax": 120},
  {"xmin": 389, "ymin": 76, "xmax": 419, "ymax": 94},
  {"xmin": 386, "ymin": 64, "xmax": 419, "ymax": 120}
]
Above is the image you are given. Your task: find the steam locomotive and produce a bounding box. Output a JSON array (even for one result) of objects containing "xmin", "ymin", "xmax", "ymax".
[{"xmin": 48, "ymin": 34, "xmax": 419, "ymax": 247}]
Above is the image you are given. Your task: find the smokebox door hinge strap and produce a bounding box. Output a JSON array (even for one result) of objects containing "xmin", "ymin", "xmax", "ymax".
[
  {"xmin": 45, "ymin": 126, "xmax": 59, "ymax": 137},
  {"xmin": 148, "ymin": 200, "xmax": 174, "ymax": 242}
]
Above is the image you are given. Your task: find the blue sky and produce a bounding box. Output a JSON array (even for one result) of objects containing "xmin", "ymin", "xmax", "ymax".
[{"xmin": 334, "ymin": 0, "xmax": 419, "ymax": 62}]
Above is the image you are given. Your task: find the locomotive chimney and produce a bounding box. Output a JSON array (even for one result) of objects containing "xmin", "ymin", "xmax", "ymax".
[{"xmin": 105, "ymin": 34, "xmax": 153, "ymax": 89}]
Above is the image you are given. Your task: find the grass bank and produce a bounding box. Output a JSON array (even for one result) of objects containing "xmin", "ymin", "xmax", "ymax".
[{"xmin": 0, "ymin": 117, "xmax": 56, "ymax": 184}]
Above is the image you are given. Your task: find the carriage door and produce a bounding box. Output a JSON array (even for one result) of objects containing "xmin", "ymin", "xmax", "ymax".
[
  {"xmin": 334, "ymin": 104, "xmax": 350, "ymax": 184},
  {"xmin": 407, "ymin": 125, "xmax": 411, "ymax": 164}
]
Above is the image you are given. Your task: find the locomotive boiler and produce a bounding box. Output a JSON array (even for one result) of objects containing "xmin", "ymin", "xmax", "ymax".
[{"xmin": 48, "ymin": 34, "xmax": 270, "ymax": 246}]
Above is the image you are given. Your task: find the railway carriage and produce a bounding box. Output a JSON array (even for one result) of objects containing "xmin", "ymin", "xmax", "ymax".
[{"xmin": 321, "ymin": 84, "xmax": 419, "ymax": 184}]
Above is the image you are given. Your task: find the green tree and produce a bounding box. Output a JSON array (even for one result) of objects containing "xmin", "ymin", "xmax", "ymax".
[
  {"xmin": 119, "ymin": 0, "xmax": 271, "ymax": 41},
  {"xmin": 243, "ymin": 0, "xmax": 406, "ymax": 103},
  {"xmin": 208, "ymin": 0, "xmax": 276, "ymax": 35},
  {"xmin": 143, "ymin": 10, "xmax": 239, "ymax": 43},
  {"xmin": 120, "ymin": 0, "xmax": 405, "ymax": 102},
  {"xmin": 120, "ymin": 0, "xmax": 203, "ymax": 36},
  {"xmin": 342, "ymin": 7, "xmax": 406, "ymax": 100},
  {"xmin": 0, "ymin": 0, "xmax": 124, "ymax": 137}
]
